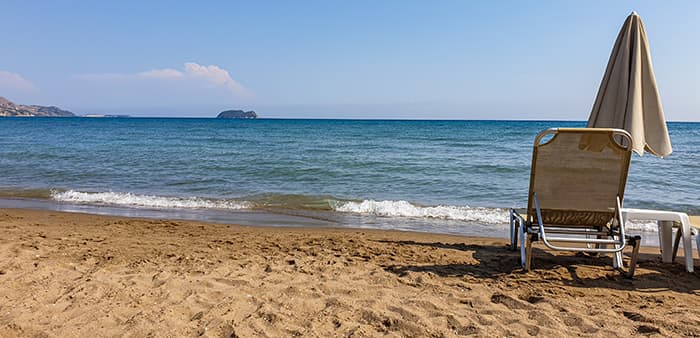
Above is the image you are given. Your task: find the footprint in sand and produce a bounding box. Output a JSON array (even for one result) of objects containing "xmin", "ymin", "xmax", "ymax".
[
  {"xmin": 490, "ymin": 293, "xmax": 530, "ymax": 310},
  {"xmin": 636, "ymin": 325, "xmax": 661, "ymax": 335}
]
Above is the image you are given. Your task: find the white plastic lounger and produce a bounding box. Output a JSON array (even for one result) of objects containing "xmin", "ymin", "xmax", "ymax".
[{"xmin": 621, "ymin": 208, "xmax": 697, "ymax": 272}]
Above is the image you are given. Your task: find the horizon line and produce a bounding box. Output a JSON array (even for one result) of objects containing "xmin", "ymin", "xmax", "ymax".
[{"xmin": 5, "ymin": 116, "xmax": 698, "ymax": 123}]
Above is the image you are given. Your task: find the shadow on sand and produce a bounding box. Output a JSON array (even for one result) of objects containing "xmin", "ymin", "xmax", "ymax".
[{"xmin": 378, "ymin": 240, "xmax": 700, "ymax": 294}]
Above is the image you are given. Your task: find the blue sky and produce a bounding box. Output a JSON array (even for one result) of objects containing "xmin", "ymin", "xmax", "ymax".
[{"xmin": 1, "ymin": 1, "xmax": 698, "ymax": 120}]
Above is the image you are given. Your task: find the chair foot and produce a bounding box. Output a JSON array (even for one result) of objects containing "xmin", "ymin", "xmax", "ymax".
[
  {"xmin": 622, "ymin": 235, "xmax": 642, "ymax": 278},
  {"xmin": 525, "ymin": 233, "xmax": 534, "ymax": 271},
  {"xmin": 509, "ymin": 209, "xmax": 517, "ymax": 251},
  {"xmin": 672, "ymin": 223, "xmax": 682, "ymax": 262}
]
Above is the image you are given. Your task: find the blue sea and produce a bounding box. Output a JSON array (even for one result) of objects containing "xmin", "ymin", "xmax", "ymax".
[{"xmin": 1, "ymin": 118, "xmax": 698, "ymax": 239}]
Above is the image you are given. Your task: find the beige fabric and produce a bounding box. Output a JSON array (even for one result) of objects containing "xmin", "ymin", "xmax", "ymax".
[
  {"xmin": 527, "ymin": 129, "xmax": 632, "ymax": 226},
  {"xmin": 536, "ymin": 209, "xmax": 614, "ymax": 228},
  {"xmin": 587, "ymin": 12, "xmax": 672, "ymax": 157}
]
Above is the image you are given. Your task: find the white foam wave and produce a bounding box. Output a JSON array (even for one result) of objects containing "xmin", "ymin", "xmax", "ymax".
[
  {"xmin": 334, "ymin": 200, "xmax": 508, "ymax": 224},
  {"xmin": 49, "ymin": 191, "xmax": 664, "ymax": 233},
  {"xmin": 624, "ymin": 220, "xmax": 663, "ymax": 232},
  {"xmin": 51, "ymin": 190, "xmax": 251, "ymax": 210}
]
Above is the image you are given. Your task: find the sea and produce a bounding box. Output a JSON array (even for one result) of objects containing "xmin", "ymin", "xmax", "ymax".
[{"xmin": 1, "ymin": 118, "xmax": 698, "ymax": 244}]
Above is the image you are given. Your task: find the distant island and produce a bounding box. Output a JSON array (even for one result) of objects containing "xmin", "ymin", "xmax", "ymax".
[
  {"xmin": 217, "ymin": 109, "xmax": 257, "ymax": 119},
  {"xmin": 0, "ymin": 97, "xmax": 76, "ymax": 117}
]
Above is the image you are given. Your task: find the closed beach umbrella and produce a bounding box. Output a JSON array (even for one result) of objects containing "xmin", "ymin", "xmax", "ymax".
[{"xmin": 587, "ymin": 12, "xmax": 672, "ymax": 157}]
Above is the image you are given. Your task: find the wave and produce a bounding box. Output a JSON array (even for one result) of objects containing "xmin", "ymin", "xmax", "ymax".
[
  {"xmin": 333, "ymin": 199, "xmax": 667, "ymax": 232},
  {"xmin": 51, "ymin": 190, "xmax": 251, "ymax": 210},
  {"xmin": 333, "ymin": 199, "xmax": 509, "ymax": 224},
  {"xmin": 40, "ymin": 190, "xmax": 668, "ymax": 233},
  {"xmin": 623, "ymin": 221, "xmax": 661, "ymax": 232}
]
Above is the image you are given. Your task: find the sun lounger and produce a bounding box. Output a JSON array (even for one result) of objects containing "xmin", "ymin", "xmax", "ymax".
[
  {"xmin": 621, "ymin": 208, "xmax": 696, "ymax": 272},
  {"xmin": 510, "ymin": 128, "xmax": 641, "ymax": 277}
]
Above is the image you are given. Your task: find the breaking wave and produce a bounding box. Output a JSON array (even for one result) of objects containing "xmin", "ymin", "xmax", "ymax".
[
  {"xmin": 333, "ymin": 199, "xmax": 509, "ymax": 224},
  {"xmin": 51, "ymin": 190, "xmax": 251, "ymax": 210},
  {"xmin": 45, "ymin": 190, "xmax": 665, "ymax": 233}
]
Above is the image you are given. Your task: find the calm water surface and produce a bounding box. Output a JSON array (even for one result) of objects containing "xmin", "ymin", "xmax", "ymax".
[{"xmin": 1, "ymin": 118, "xmax": 697, "ymax": 237}]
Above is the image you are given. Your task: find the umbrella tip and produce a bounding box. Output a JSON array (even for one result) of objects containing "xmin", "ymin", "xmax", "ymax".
[{"xmin": 630, "ymin": 11, "xmax": 638, "ymax": 16}]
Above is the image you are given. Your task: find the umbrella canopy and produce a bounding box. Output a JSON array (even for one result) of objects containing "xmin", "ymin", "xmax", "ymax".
[{"xmin": 587, "ymin": 12, "xmax": 672, "ymax": 157}]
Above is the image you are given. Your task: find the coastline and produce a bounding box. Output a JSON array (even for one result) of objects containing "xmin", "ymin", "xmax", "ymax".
[
  {"xmin": 1, "ymin": 208, "xmax": 698, "ymax": 337},
  {"xmin": 0, "ymin": 195, "xmax": 691, "ymax": 247}
]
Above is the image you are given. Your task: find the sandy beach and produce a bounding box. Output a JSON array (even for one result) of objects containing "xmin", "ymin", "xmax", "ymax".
[{"xmin": 0, "ymin": 209, "xmax": 697, "ymax": 337}]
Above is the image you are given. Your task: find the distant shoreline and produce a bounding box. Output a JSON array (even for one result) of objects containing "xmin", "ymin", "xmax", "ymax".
[{"xmin": 0, "ymin": 116, "xmax": 697, "ymax": 123}]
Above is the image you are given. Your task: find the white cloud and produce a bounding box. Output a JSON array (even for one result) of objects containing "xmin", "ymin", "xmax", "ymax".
[
  {"xmin": 183, "ymin": 62, "xmax": 245, "ymax": 94},
  {"xmin": 137, "ymin": 68, "xmax": 184, "ymax": 79},
  {"xmin": 0, "ymin": 71, "xmax": 36, "ymax": 91},
  {"xmin": 77, "ymin": 63, "xmax": 248, "ymax": 96}
]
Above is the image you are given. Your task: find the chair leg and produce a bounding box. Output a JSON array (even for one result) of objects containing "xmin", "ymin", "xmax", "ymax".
[
  {"xmin": 696, "ymin": 231, "xmax": 700, "ymax": 264},
  {"xmin": 659, "ymin": 221, "xmax": 674, "ymax": 262},
  {"xmin": 525, "ymin": 233, "xmax": 534, "ymax": 271},
  {"xmin": 626, "ymin": 235, "xmax": 642, "ymax": 278},
  {"xmin": 519, "ymin": 223, "xmax": 526, "ymax": 268},
  {"xmin": 680, "ymin": 220, "xmax": 695, "ymax": 273},
  {"xmin": 509, "ymin": 210, "xmax": 517, "ymax": 251},
  {"xmin": 612, "ymin": 235, "xmax": 623, "ymax": 269},
  {"xmin": 672, "ymin": 225, "xmax": 682, "ymax": 263}
]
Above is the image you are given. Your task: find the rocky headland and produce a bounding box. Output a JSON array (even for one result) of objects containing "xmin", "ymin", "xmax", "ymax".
[{"xmin": 0, "ymin": 97, "xmax": 76, "ymax": 117}]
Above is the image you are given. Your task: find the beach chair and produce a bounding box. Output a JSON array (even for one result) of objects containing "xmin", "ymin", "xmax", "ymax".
[{"xmin": 510, "ymin": 128, "xmax": 642, "ymax": 277}]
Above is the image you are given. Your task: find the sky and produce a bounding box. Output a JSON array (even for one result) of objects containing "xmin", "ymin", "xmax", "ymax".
[{"xmin": 1, "ymin": 1, "xmax": 698, "ymax": 120}]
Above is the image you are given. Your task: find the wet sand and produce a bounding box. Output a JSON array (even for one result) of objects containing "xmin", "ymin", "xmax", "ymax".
[{"xmin": 1, "ymin": 208, "xmax": 698, "ymax": 337}]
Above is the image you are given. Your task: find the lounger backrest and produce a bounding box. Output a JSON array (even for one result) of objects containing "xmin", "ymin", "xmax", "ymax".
[{"xmin": 527, "ymin": 128, "xmax": 633, "ymax": 226}]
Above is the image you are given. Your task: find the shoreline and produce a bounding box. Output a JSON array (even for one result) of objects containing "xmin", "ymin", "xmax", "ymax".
[
  {"xmin": 1, "ymin": 208, "xmax": 698, "ymax": 336},
  {"xmin": 0, "ymin": 196, "xmax": 516, "ymax": 241},
  {"xmin": 0, "ymin": 197, "xmax": 339, "ymax": 228},
  {"xmin": 1, "ymin": 196, "xmax": 696, "ymax": 248}
]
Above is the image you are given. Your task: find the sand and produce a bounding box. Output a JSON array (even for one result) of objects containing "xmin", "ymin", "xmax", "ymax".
[{"xmin": 0, "ymin": 209, "xmax": 698, "ymax": 337}]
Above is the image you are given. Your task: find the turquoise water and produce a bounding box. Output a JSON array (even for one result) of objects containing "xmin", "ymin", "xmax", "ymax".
[{"xmin": 0, "ymin": 118, "xmax": 698, "ymax": 236}]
